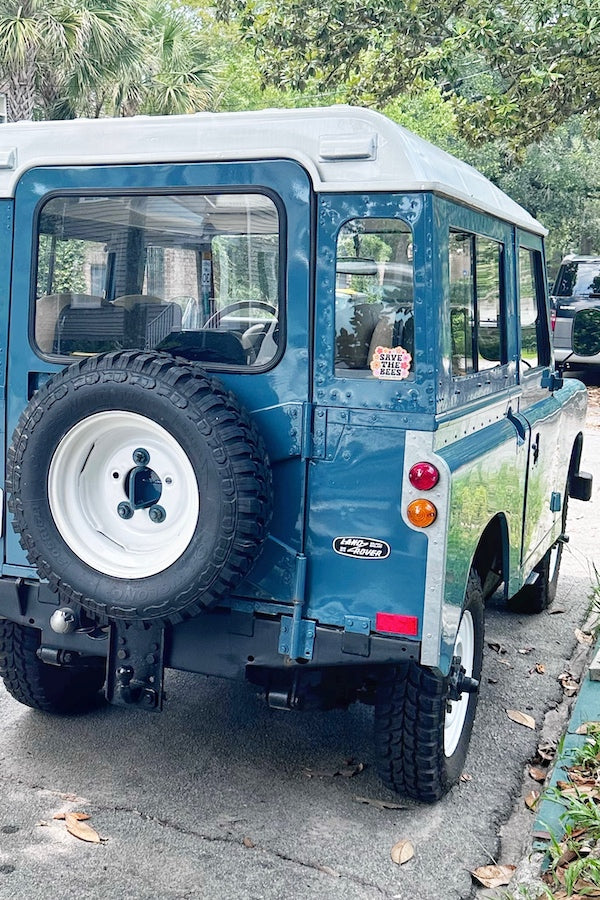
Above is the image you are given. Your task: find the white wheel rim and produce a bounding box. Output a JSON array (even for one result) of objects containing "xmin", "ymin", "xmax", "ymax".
[
  {"xmin": 444, "ymin": 609, "xmax": 475, "ymax": 758},
  {"xmin": 48, "ymin": 411, "xmax": 199, "ymax": 578}
]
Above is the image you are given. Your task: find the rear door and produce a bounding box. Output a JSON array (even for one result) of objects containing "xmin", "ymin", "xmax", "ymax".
[
  {"xmin": 516, "ymin": 232, "xmax": 563, "ymax": 569},
  {"xmin": 0, "ymin": 201, "xmax": 12, "ymax": 567},
  {"xmin": 4, "ymin": 159, "xmax": 312, "ymax": 603},
  {"xmin": 305, "ymin": 192, "xmax": 432, "ymax": 632}
]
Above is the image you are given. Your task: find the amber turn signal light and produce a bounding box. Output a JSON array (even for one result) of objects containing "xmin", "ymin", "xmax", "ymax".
[{"xmin": 407, "ymin": 498, "xmax": 437, "ymax": 527}]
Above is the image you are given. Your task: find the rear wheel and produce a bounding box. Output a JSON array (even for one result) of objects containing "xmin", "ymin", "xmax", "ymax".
[
  {"xmin": 374, "ymin": 571, "xmax": 484, "ymax": 801},
  {"xmin": 0, "ymin": 622, "xmax": 105, "ymax": 714}
]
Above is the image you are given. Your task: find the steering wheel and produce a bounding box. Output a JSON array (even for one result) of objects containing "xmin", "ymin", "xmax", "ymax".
[{"xmin": 203, "ymin": 300, "xmax": 277, "ymax": 330}]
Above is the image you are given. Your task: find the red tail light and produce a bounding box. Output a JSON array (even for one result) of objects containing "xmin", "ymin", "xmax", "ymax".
[
  {"xmin": 550, "ymin": 308, "xmax": 556, "ymax": 331},
  {"xmin": 408, "ymin": 462, "xmax": 439, "ymax": 490}
]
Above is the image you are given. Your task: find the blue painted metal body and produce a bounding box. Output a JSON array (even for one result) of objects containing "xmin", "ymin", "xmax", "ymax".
[{"xmin": 0, "ymin": 154, "xmax": 588, "ymax": 679}]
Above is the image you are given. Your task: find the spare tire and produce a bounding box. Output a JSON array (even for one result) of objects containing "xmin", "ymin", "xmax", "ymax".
[{"xmin": 7, "ymin": 350, "xmax": 272, "ymax": 624}]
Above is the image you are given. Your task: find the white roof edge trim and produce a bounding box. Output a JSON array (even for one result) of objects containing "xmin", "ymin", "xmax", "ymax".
[{"xmin": 0, "ymin": 105, "xmax": 546, "ymax": 237}]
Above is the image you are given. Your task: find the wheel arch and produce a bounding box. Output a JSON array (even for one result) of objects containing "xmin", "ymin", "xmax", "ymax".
[{"xmin": 471, "ymin": 513, "xmax": 510, "ymax": 600}]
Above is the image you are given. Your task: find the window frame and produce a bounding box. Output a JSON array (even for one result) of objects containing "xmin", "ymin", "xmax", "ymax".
[
  {"xmin": 517, "ymin": 243, "xmax": 551, "ymax": 372},
  {"xmin": 333, "ymin": 215, "xmax": 416, "ymax": 380},
  {"xmin": 449, "ymin": 228, "xmax": 507, "ymax": 378}
]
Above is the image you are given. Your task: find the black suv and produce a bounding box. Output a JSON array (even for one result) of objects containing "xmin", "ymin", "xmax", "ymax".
[{"xmin": 552, "ymin": 254, "xmax": 600, "ymax": 367}]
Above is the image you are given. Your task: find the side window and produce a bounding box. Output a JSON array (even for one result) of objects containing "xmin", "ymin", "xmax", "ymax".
[
  {"xmin": 519, "ymin": 247, "xmax": 550, "ymax": 369},
  {"xmin": 34, "ymin": 192, "xmax": 281, "ymax": 369},
  {"xmin": 449, "ymin": 230, "xmax": 505, "ymax": 376},
  {"xmin": 334, "ymin": 218, "xmax": 414, "ymax": 379}
]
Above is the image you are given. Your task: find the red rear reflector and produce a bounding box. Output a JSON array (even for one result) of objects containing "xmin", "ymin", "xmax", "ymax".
[
  {"xmin": 550, "ymin": 308, "xmax": 557, "ymax": 331},
  {"xmin": 376, "ymin": 612, "xmax": 419, "ymax": 636}
]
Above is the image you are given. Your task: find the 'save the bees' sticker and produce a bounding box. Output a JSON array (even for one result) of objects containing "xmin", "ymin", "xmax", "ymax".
[
  {"xmin": 370, "ymin": 345, "xmax": 412, "ymax": 380},
  {"xmin": 333, "ymin": 536, "xmax": 391, "ymax": 560}
]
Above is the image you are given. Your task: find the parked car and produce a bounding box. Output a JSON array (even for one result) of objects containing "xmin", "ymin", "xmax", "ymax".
[
  {"xmin": 0, "ymin": 107, "xmax": 593, "ymax": 803},
  {"xmin": 552, "ymin": 254, "xmax": 600, "ymax": 367}
]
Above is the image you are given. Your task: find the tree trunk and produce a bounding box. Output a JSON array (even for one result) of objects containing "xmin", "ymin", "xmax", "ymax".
[{"xmin": 6, "ymin": 59, "xmax": 37, "ymax": 121}]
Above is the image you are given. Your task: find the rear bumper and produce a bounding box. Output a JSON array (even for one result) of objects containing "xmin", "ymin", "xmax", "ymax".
[{"xmin": 0, "ymin": 577, "xmax": 420, "ymax": 679}]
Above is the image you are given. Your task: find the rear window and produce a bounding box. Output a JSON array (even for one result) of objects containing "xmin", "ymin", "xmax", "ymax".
[
  {"xmin": 34, "ymin": 192, "xmax": 281, "ymax": 369},
  {"xmin": 334, "ymin": 217, "xmax": 414, "ymax": 379},
  {"xmin": 553, "ymin": 261, "xmax": 600, "ymax": 298}
]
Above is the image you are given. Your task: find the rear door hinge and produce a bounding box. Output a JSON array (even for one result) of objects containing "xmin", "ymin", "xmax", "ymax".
[{"xmin": 278, "ymin": 615, "xmax": 316, "ymax": 661}]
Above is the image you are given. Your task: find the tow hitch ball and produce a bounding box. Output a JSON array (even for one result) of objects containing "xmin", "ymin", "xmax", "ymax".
[{"xmin": 448, "ymin": 654, "xmax": 479, "ymax": 703}]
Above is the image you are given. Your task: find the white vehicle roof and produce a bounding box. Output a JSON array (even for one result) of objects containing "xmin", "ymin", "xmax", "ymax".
[{"xmin": 0, "ymin": 105, "xmax": 545, "ymax": 235}]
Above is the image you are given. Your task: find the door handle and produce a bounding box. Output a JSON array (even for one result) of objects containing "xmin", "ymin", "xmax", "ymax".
[
  {"xmin": 532, "ymin": 433, "xmax": 540, "ymax": 464},
  {"xmin": 506, "ymin": 406, "xmax": 527, "ymax": 444}
]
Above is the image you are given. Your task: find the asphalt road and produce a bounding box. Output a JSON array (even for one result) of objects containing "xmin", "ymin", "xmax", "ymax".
[{"xmin": 0, "ymin": 381, "xmax": 598, "ymax": 900}]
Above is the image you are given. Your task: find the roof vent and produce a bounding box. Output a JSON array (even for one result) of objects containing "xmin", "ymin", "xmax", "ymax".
[{"xmin": 319, "ymin": 133, "xmax": 377, "ymax": 161}]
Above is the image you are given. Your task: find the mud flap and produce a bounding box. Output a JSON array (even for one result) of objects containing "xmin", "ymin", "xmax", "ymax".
[
  {"xmin": 106, "ymin": 620, "xmax": 165, "ymax": 710},
  {"xmin": 569, "ymin": 471, "xmax": 593, "ymax": 502}
]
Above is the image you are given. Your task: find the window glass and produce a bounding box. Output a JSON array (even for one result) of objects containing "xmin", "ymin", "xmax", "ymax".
[
  {"xmin": 476, "ymin": 237, "xmax": 503, "ymax": 369},
  {"xmin": 553, "ymin": 261, "xmax": 600, "ymax": 298},
  {"xmin": 449, "ymin": 230, "xmax": 505, "ymax": 376},
  {"xmin": 449, "ymin": 232, "xmax": 475, "ymax": 376},
  {"xmin": 519, "ymin": 247, "xmax": 549, "ymax": 369},
  {"xmin": 34, "ymin": 193, "xmax": 280, "ymax": 368},
  {"xmin": 334, "ymin": 218, "xmax": 414, "ymax": 379}
]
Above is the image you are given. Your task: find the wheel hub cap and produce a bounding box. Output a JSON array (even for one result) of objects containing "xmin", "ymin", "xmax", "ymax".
[{"xmin": 48, "ymin": 411, "xmax": 200, "ymax": 578}]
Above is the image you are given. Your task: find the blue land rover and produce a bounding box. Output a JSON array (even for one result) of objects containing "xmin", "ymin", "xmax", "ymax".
[{"xmin": 0, "ymin": 107, "xmax": 593, "ymax": 801}]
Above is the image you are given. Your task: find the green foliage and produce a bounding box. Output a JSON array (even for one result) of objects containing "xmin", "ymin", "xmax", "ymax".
[
  {"xmin": 218, "ymin": 0, "xmax": 600, "ymax": 148},
  {"xmin": 0, "ymin": 0, "xmax": 217, "ymax": 121},
  {"xmin": 491, "ymin": 119, "xmax": 600, "ymax": 272},
  {"xmin": 36, "ymin": 236, "xmax": 86, "ymax": 296}
]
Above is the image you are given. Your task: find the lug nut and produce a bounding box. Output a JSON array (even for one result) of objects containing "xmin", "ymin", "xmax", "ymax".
[
  {"xmin": 117, "ymin": 502, "xmax": 133, "ymax": 519},
  {"xmin": 148, "ymin": 505, "xmax": 166, "ymax": 523},
  {"xmin": 132, "ymin": 448, "xmax": 150, "ymax": 465}
]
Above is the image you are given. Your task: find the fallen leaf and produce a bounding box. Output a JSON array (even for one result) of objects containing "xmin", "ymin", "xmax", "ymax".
[
  {"xmin": 317, "ymin": 865, "xmax": 341, "ymax": 878},
  {"xmin": 530, "ymin": 663, "xmax": 546, "ymax": 675},
  {"xmin": 460, "ymin": 773, "xmax": 473, "ymax": 783},
  {"xmin": 518, "ymin": 646, "xmax": 535, "ymax": 655},
  {"xmin": 532, "ymin": 830, "xmax": 552, "ymax": 841},
  {"xmin": 569, "ymin": 770, "xmax": 597, "ymax": 786},
  {"xmin": 497, "ymin": 658, "xmax": 513, "ymax": 668},
  {"xmin": 558, "ymin": 672, "xmax": 580, "ymax": 696},
  {"xmin": 549, "ymin": 607, "xmax": 567, "ymax": 614},
  {"xmin": 529, "ymin": 766, "xmax": 547, "ymax": 783},
  {"xmin": 487, "ymin": 677, "xmax": 499, "ymax": 684},
  {"xmin": 507, "ymin": 709, "xmax": 536, "ymax": 729},
  {"xmin": 242, "ymin": 837, "xmax": 255, "ymax": 849},
  {"xmin": 525, "ymin": 789, "xmax": 540, "ymax": 809},
  {"xmin": 353, "ymin": 796, "xmax": 406, "ymax": 810},
  {"xmin": 64, "ymin": 813, "xmax": 101, "ymax": 844},
  {"xmin": 35, "ymin": 821, "xmax": 49, "ymax": 827},
  {"xmin": 575, "ymin": 628, "xmax": 593, "ymax": 645},
  {"xmin": 536, "ymin": 740, "xmax": 557, "ymax": 762},
  {"xmin": 575, "ymin": 722, "xmax": 600, "ymax": 735},
  {"xmin": 390, "ymin": 839, "xmax": 414, "ymax": 865},
  {"xmin": 487, "ymin": 641, "xmax": 507, "ymax": 654},
  {"xmin": 471, "ymin": 864, "xmax": 516, "ymax": 889},
  {"xmin": 53, "ymin": 811, "xmax": 91, "ymax": 821},
  {"xmin": 556, "ymin": 784, "xmax": 599, "ymax": 800}
]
